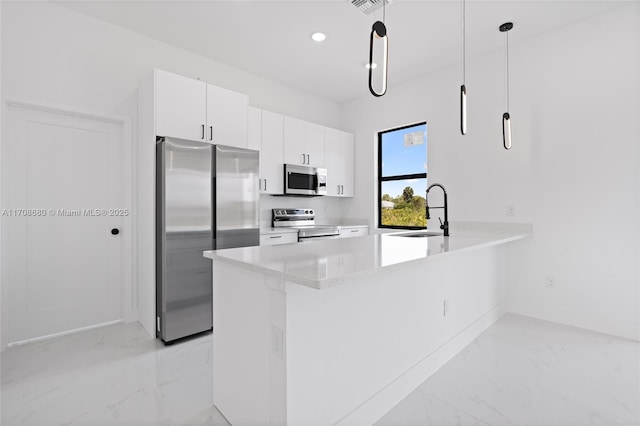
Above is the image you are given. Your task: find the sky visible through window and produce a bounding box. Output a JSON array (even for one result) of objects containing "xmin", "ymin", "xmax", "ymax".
[{"xmin": 381, "ymin": 123, "xmax": 427, "ymax": 198}]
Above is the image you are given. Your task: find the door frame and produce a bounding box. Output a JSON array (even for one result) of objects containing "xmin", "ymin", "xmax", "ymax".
[{"xmin": 1, "ymin": 96, "xmax": 135, "ymax": 350}]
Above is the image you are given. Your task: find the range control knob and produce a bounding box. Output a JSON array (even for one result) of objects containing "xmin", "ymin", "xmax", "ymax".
[{"xmin": 309, "ymin": 210, "xmax": 314, "ymax": 215}]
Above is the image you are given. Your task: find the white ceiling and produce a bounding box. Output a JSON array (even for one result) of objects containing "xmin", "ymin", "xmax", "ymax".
[{"xmin": 55, "ymin": 0, "xmax": 628, "ymax": 103}]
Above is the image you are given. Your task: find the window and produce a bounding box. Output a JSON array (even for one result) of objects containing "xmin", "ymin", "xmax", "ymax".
[{"xmin": 378, "ymin": 122, "xmax": 427, "ymax": 229}]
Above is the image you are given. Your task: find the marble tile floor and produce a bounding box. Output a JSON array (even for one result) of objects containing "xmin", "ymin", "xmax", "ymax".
[
  {"xmin": 1, "ymin": 323, "xmax": 229, "ymax": 426},
  {"xmin": 1, "ymin": 313, "xmax": 638, "ymax": 426},
  {"xmin": 377, "ymin": 314, "xmax": 640, "ymax": 426}
]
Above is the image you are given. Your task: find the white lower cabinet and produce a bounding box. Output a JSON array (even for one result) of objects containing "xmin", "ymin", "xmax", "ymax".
[
  {"xmin": 338, "ymin": 226, "xmax": 369, "ymax": 238},
  {"xmin": 260, "ymin": 232, "xmax": 298, "ymax": 246}
]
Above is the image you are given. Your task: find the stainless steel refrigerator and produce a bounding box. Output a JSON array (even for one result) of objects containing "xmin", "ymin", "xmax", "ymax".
[{"xmin": 156, "ymin": 138, "xmax": 259, "ymax": 343}]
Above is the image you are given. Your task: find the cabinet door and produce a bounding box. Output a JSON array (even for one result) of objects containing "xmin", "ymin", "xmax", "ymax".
[
  {"xmin": 260, "ymin": 232, "xmax": 298, "ymax": 246},
  {"xmin": 339, "ymin": 132, "xmax": 354, "ymax": 197},
  {"xmin": 248, "ymin": 107, "xmax": 262, "ymax": 151},
  {"xmin": 338, "ymin": 227, "xmax": 368, "ymax": 238},
  {"xmin": 325, "ymin": 128, "xmax": 354, "ymax": 197},
  {"xmin": 305, "ymin": 123, "xmax": 325, "ymax": 168},
  {"xmin": 324, "ymin": 128, "xmax": 343, "ymax": 196},
  {"xmin": 206, "ymin": 84, "xmax": 248, "ymax": 148},
  {"xmin": 261, "ymin": 111, "xmax": 284, "ymax": 194},
  {"xmin": 156, "ymin": 70, "xmax": 207, "ymax": 141},
  {"xmin": 283, "ymin": 116, "xmax": 306, "ymax": 166}
]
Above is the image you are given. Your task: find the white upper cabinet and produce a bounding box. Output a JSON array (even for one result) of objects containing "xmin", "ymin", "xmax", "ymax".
[
  {"xmin": 261, "ymin": 111, "xmax": 285, "ymax": 194},
  {"xmin": 284, "ymin": 117, "xmax": 325, "ymax": 168},
  {"xmin": 247, "ymin": 107, "xmax": 262, "ymax": 151},
  {"xmin": 305, "ymin": 123, "xmax": 325, "ymax": 168},
  {"xmin": 154, "ymin": 69, "xmax": 248, "ymax": 148},
  {"xmin": 156, "ymin": 70, "xmax": 207, "ymax": 141},
  {"xmin": 206, "ymin": 84, "xmax": 248, "ymax": 148},
  {"xmin": 249, "ymin": 107, "xmax": 284, "ymax": 194},
  {"xmin": 283, "ymin": 116, "xmax": 306, "ymax": 166},
  {"xmin": 325, "ymin": 128, "xmax": 354, "ymax": 197}
]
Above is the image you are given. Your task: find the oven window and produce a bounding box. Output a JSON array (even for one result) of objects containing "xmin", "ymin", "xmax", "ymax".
[{"xmin": 288, "ymin": 172, "xmax": 317, "ymax": 190}]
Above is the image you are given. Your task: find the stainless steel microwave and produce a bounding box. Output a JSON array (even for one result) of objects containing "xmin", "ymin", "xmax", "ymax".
[{"xmin": 284, "ymin": 164, "xmax": 327, "ymax": 196}]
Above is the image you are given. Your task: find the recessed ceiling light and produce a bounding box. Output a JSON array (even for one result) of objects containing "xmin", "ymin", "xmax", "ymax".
[
  {"xmin": 311, "ymin": 32, "xmax": 326, "ymax": 42},
  {"xmin": 365, "ymin": 63, "xmax": 378, "ymax": 70}
]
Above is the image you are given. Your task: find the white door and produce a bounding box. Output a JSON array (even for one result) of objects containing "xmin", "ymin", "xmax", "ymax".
[{"xmin": 5, "ymin": 105, "xmax": 124, "ymax": 343}]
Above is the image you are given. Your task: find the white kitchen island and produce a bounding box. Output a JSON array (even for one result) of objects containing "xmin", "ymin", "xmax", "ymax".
[{"xmin": 203, "ymin": 224, "xmax": 530, "ymax": 426}]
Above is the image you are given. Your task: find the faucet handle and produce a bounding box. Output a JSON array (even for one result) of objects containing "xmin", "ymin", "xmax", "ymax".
[{"xmin": 438, "ymin": 217, "xmax": 444, "ymax": 229}]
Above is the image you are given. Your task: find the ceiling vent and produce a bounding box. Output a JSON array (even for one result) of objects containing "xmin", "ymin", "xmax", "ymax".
[{"xmin": 350, "ymin": 0, "xmax": 391, "ymax": 16}]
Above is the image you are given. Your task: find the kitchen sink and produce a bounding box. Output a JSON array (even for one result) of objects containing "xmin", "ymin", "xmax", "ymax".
[{"xmin": 391, "ymin": 231, "xmax": 444, "ymax": 238}]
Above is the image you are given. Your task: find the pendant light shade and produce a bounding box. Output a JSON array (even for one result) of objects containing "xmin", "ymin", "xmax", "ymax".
[
  {"xmin": 460, "ymin": 85, "xmax": 467, "ymax": 135},
  {"xmin": 369, "ymin": 20, "xmax": 388, "ymax": 97},
  {"xmin": 502, "ymin": 112, "xmax": 512, "ymax": 149},
  {"xmin": 499, "ymin": 22, "xmax": 513, "ymax": 150},
  {"xmin": 460, "ymin": 0, "xmax": 467, "ymax": 135}
]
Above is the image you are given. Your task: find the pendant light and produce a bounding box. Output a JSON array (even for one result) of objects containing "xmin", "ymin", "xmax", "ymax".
[
  {"xmin": 368, "ymin": 1, "xmax": 388, "ymax": 97},
  {"xmin": 460, "ymin": 0, "xmax": 467, "ymax": 135},
  {"xmin": 499, "ymin": 22, "xmax": 513, "ymax": 150}
]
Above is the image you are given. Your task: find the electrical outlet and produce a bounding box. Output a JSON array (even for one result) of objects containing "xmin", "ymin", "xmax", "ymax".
[
  {"xmin": 545, "ymin": 275, "xmax": 556, "ymax": 288},
  {"xmin": 506, "ymin": 205, "xmax": 515, "ymax": 216},
  {"xmin": 272, "ymin": 326, "xmax": 284, "ymax": 358}
]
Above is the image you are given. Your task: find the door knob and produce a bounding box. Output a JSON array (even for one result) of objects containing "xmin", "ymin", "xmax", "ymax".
[{"xmin": 111, "ymin": 228, "xmax": 120, "ymax": 235}]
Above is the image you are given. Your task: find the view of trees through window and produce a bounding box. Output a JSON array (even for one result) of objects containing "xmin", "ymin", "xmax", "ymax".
[{"xmin": 378, "ymin": 123, "xmax": 427, "ymax": 229}]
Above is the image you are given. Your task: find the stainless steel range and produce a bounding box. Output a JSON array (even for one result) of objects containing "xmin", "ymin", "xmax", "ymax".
[{"xmin": 272, "ymin": 208, "xmax": 340, "ymax": 242}]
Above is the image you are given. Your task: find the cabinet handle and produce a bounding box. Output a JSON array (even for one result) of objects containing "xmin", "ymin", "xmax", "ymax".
[
  {"xmin": 209, "ymin": 126, "xmax": 213, "ymax": 141},
  {"xmin": 306, "ymin": 154, "xmax": 310, "ymax": 164},
  {"xmin": 341, "ymin": 185, "xmax": 344, "ymax": 194},
  {"xmin": 301, "ymin": 154, "xmax": 305, "ymax": 164},
  {"xmin": 337, "ymin": 185, "xmax": 340, "ymax": 194},
  {"xmin": 350, "ymin": 229, "xmax": 359, "ymax": 233},
  {"xmin": 201, "ymin": 124, "xmax": 205, "ymax": 140},
  {"xmin": 270, "ymin": 235, "xmax": 282, "ymax": 239},
  {"xmin": 264, "ymin": 179, "xmax": 267, "ymax": 191}
]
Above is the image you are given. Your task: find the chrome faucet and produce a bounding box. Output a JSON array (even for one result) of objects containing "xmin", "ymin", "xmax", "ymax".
[{"xmin": 426, "ymin": 183, "xmax": 449, "ymax": 237}]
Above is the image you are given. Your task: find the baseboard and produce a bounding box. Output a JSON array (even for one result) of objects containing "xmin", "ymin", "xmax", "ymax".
[
  {"xmin": 507, "ymin": 309, "xmax": 640, "ymax": 343},
  {"xmin": 7, "ymin": 319, "xmax": 123, "ymax": 348},
  {"xmin": 336, "ymin": 302, "xmax": 508, "ymax": 426}
]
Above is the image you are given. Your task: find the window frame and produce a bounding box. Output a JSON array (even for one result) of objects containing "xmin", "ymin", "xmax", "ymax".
[{"xmin": 377, "ymin": 121, "xmax": 428, "ymax": 230}]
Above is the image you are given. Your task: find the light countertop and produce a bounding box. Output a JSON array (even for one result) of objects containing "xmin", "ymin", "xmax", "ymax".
[
  {"xmin": 204, "ymin": 223, "xmax": 530, "ymax": 290},
  {"xmin": 259, "ymin": 227, "xmax": 299, "ymax": 235}
]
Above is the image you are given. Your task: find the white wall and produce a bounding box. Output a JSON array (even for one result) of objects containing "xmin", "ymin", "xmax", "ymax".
[
  {"xmin": 1, "ymin": 1, "xmax": 343, "ymax": 335},
  {"xmin": 341, "ymin": 4, "xmax": 639, "ymax": 340},
  {"xmin": 0, "ymin": 0, "xmax": 5, "ymax": 353},
  {"xmin": 1, "ymin": 1, "xmax": 342, "ymax": 129}
]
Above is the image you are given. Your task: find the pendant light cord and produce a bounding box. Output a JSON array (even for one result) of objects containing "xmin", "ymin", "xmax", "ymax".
[
  {"xmin": 506, "ymin": 30, "xmax": 510, "ymax": 112},
  {"xmin": 462, "ymin": 0, "xmax": 466, "ymax": 85},
  {"xmin": 383, "ymin": 0, "xmax": 386, "ymax": 24}
]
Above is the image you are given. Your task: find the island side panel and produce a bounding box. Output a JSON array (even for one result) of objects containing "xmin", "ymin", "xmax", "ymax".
[
  {"xmin": 211, "ymin": 260, "xmax": 287, "ymax": 425},
  {"xmin": 284, "ymin": 245, "xmax": 507, "ymax": 426}
]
